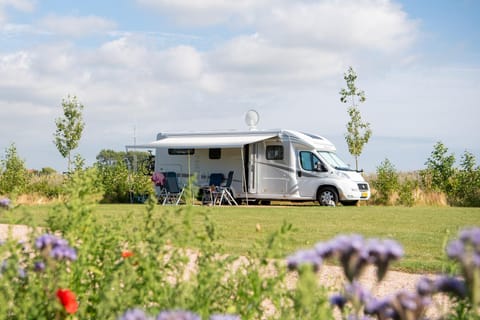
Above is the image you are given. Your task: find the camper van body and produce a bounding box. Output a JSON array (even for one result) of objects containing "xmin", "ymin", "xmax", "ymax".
[{"xmin": 133, "ymin": 129, "xmax": 370, "ymax": 205}]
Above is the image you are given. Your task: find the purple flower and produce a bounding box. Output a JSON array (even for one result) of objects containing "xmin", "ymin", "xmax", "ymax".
[
  {"xmin": 459, "ymin": 227, "xmax": 480, "ymax": 247},
  {"xmin": 286, "ymin": 248, "xmax": 322, "ymax": 271},
  {"xmin": 344, "ymin": 281, "xmax": 370, "ymax": 304},
  {"xmin": 156, "ymin": 310, "xmax": 201, "ymax": 320},
  {"xmin": 209, "ymin": 315, "xmax": 241, "ymax": 320},
  {"xmin": 329, "ymin": 294, "xmax": 347, "ymax": 310},
  {"xmin": 446, "ymin": 239, "xmax": 464, "ymax": 260},
  {"xmin": 35, "ymin": 234, "xmax": 77, "ymax": 261},
  {"xmin": 416, "ymin": 277, "xmax": 435, "ymax": 296},
  {"xmin": 34, "ymin": 261, "xmax": 46, "ymax": 272},
  {"xmin": 434, "ymin": 276, "xmax": 467, "ymax": 299},
  {"xmin": 119, "ymin": 308, "xmax": 151, "ymax": 320},
  {"xmin": 364, "ymin": 296, "xmax": 393, "ymax": 318},
  {"xmin": 364, "ymin": 238, "xmax": 403, "ymax": 281},
  {"xmin": 0, "ymin": 198, "xmax": 11, "ymax": 208}
]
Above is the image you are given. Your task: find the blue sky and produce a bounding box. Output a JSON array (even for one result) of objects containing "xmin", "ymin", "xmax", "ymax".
[{"xmin": 0, "ymin": 0, "xmax": 479, "ymax": 173}]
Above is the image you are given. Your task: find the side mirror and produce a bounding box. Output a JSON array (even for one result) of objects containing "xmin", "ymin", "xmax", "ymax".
[{"xmin": 315, "ymin": 163, "xmax": 328, "ymax": 172}]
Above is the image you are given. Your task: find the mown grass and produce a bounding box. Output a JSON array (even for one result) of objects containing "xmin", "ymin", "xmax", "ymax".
[{"xmin": 1, "ymin": 204, "xmax": 479, "ymax": 273}]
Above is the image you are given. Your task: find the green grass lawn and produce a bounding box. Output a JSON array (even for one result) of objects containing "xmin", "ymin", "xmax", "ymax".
[{"xmin": 2, "ymin": 203, "xmax": 479, "ymax": 273}]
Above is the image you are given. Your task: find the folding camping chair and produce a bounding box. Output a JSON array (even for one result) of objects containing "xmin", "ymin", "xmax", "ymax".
[
  {"xmin": 213, "ymin": 171, "xmax": 238, "ymax": 206},
  {"xmin": 201, "ymin": 173, "xmax": 224, "ymax": 205},
  {"xmin": 162, "ymin": 171, "xmax": 185, "ymax": 205}
]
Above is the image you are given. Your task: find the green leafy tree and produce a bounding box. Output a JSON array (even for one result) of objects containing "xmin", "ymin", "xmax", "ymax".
[
  {"xmin": 0, "ymin": 143, "xmax": 29, "ymax": 196},
  {"xmin": 53, "ymin": 95, "xmax": 85, "ymax": 173},
  {"xmin": 421, "ymin": 141, "xmax": 455, "ymax": 194},
  {"xmin": 452, "ymin": 151, "xmax": 480, "ymax": 207},
  {"xmin": 339, "ymin": 67, "xmax": 372, "ymax": 171},
  {"xmin": 372, "ymin": 158, "xmax": 399, "ymax": 205}
]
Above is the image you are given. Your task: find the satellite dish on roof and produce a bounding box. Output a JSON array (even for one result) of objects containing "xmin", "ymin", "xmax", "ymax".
[{"xmin": 245, "ymin": 109, "xmax": 259, "ymax": 130}]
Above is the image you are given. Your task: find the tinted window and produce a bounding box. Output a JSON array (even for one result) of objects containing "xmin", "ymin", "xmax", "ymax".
[
  {"xmin": 168, "ymin": 149, "xmax": 195, "ymax": 155},
  {"xmin": 209, "ymin": 148, "xmax": 221, "ymax": 159},
  {"xmin": 266, "ymin": 145, "xmax": 284, "ymax": 160}
]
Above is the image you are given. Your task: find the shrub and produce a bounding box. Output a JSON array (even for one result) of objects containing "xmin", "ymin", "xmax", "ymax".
[
  {"xmin": 371, "ymin": 158, "xmax": 399, "ymax": 205},
  {"xmin": 396, "ymin": 178, "xmax": 417, "ymax": 207},
  {"xmin": 0, "ymin": 143, "xmax": 29, "ymax": 196}
]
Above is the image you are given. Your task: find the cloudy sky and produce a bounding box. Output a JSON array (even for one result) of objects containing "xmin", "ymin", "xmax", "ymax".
[{"xmin": 0, "ymin": 0, "xmax": 479, "ymax": 173}]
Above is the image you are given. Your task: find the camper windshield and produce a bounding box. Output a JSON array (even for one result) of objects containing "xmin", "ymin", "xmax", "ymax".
[{"xmin": 318, "ymin": 151, "xmax": 352, "ymax": 171}]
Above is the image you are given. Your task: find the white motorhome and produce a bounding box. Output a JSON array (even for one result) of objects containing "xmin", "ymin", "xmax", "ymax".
[{"xmin": 128, "ymin": 129, "xmax": 370, "ymax": 206}]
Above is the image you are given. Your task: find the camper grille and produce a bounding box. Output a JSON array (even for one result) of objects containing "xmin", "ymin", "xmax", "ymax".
[{"xmin": 358, "ymin": 183, "xmax": 369, "ymax": 191}]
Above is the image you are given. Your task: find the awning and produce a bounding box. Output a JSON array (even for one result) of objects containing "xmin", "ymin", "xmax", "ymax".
[{"xmin": 126, "ymin": 132, "xmax": 278, "ymax": 149}]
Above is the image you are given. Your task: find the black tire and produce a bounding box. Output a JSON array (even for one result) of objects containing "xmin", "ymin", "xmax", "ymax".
[
  {"xmin": 340, "ymin": 200, "xmax": 359, "ymax": 206},
  {"xmin": 260, "ymin": 200, "xmax": 271, "ymax": 205},
  {"xmin": 317, "ymin": 187, "xmax": 339, "ymax": 206}
]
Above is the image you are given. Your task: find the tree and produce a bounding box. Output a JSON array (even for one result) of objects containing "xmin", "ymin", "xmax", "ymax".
[
  {"xmin": 0, "ymin": 143, "xmax": 29, "ymax": 195},
  {"xmin": 339, "ymin": 67, "xmax": 372, "ymax": 171},
  {"xmin": 53, "ymin": 95, "xmax": 85, "ymax": 173},
  {"xmin": 372, "ymin": 158, "xmax": 399, "ymax": 205},
  {"xmin": 421, "ymin": 141, "xmax": 455, "ymax": 193},
  {"xmin": 452, "ymin": 151, "xmax": 480, "ymax": 207}
]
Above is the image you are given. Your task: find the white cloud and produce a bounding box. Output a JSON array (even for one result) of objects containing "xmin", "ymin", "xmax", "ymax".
[
  {"xmin": 38, "ymin": 14, "xmax": 116, "ymax": 37},
  {"xmin": 261, "ymin": 0, "xmax": 417, "ymax": 53},
  {"xmin": 136, "ymin": 0, "xmax": 268, "ymax": 26},
  {"xmin": 0, "ymin": 0, "xmax": 35, "ymax": 26}
]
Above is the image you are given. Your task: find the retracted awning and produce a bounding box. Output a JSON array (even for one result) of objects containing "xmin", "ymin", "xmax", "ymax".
[{"xmin": 127, "ymin": 132, "xmax": 278, "ymax": 149}]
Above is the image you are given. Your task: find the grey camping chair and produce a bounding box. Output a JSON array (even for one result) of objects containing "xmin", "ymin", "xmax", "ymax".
[{"xmin": 162, "ymin": 171, "xmax": 185, "ymax": 205}]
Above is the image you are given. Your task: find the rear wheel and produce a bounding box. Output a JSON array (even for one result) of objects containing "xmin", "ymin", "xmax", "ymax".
[{"xmin": 317, "ymin": 187, "xmax": 338, "ymax": 206}]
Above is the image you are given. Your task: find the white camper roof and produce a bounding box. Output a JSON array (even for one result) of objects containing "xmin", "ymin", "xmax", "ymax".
[{"xmin": 126, "ymin": 129, "xmax": 336, "ymax": 151}]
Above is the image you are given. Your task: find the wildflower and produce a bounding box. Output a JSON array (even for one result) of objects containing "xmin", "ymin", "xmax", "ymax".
[
  {"xmin": 286, "ymin": 248, "xmax": 322, "ymax": 272},
  {"xmin": 34, "ymin": 261, "xmax": 46, "ymax": 272},
  {"xmin": 388, "ymin": 290, "xmax": 430, "ymax": 320},
  {"xmin": 434, "ymin": 276, "xmax": 467, "ymax": 299},
  {"xmin": 35, "ymin": 234, "xmax": 77, "ymax": 261},
  {"xmin": 364, "ymin": 296, "xmax": 394, "ymax": 319},
  {"xmin": 156, "ymin": 310, "xmax": 200, "ymax": 320},
  {"xmin": 366, "ymin": 238, "xmax": 403, "ymax": 281},
  {"xmin": 56, "ymin": 288, "xmax": 78, "ymax": 314},
  {"xmin": 416, "ymin": 277, "xmax": 435, "ymax": 296},
  {"xmin": 122, "ymin": 250, "xmax": 134, "ymax": 259},
  {"xmin": 0, "ymin": 198, "xmax": 11, "ymax": 209},
  {"xmin": 119, "ymin": 308, "xmax": 151, "ymax": 320},
  {"xmin": 329, "ymin": 294, "xmax": 347, "ymax": 310}
]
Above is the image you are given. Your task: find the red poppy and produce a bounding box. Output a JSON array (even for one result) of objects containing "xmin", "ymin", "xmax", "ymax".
[
  {"xmin": 122, "ymin": 250, "xmax": 134, "ymax": 258},
  {"xmin": 56, "ymin": 288, "xmax": 78, "ymax": 314}
]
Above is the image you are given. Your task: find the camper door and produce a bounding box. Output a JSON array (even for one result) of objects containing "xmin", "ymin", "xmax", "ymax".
[
  {"xmin": 243, "ymin": 144, "xmax": 257, "ymax": 194},
  {"xmin": 297, "ymin": 150, "xmax": 329, "ymax": 198}
]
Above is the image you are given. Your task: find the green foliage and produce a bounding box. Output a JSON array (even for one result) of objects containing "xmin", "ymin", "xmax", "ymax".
[
  {"xmin": 0, "ymin": 143, "xmax": 29, "ymax": 196},
  {"xmin": 53, "ymin": 95, "xmax": 85, "ymax": 172},
  {"xmin": 421, "ymin": 141, "xmax": 455, "ymax": 193},
  {"xmin": 95, "ymin": 149, "xmax": 155, "ymax": 203},
  {"xmin": 451, "ymin": 150, "xmax": 480, "ymax": 207},
  {"xmin": 396, "ymin": 178, "xmax": 417, "ymax": 207},
  {"xmin": 372, "ymin": 158, "xmax": 399, "ymax": 205},
  {"xmin": 339, "ymin": 67, "xmax": 372, "ymax": 171}
]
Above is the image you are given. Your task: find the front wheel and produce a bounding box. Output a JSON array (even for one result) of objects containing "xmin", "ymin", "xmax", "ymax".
[{"xmin": 317, "ymin": 187, "xmax": 338, "ymax": 206}]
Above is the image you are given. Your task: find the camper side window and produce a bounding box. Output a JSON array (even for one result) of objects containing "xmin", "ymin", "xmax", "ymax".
[
  {"xmin": 300, "ymin": 151, "xmax": 323, "ymax": 171},
  {"xmin": 209, "ymin": 148, "xmax": 221, "ymax": 159},
  {"xmin": 168, "ymin": 149, "xmax": 195, "ymax": 155},
  {"xmin": 266, "ymin": 145, "xmax": 284, "ymax": 160}
]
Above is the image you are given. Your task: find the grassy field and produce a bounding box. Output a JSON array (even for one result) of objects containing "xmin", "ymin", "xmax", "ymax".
[{"xmin": 1, "ymin": 203, "xmax": 479, "ymax": 273}]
